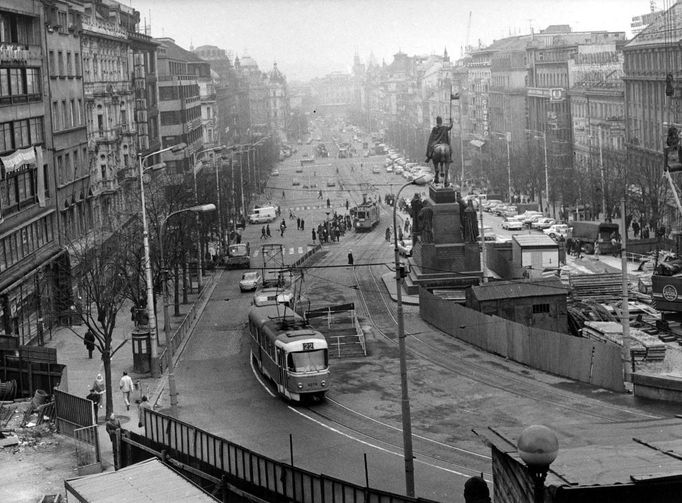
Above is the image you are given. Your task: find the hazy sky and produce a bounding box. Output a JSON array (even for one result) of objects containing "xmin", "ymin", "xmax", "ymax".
[{"xmin": 132, "ymin": 0, "xmax": 660, "ymax": 81}]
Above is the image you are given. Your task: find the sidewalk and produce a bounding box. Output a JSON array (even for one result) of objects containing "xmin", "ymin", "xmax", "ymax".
[{"xmin": 44, "ymin": 273, "xmax": 215, "ymax": 472}]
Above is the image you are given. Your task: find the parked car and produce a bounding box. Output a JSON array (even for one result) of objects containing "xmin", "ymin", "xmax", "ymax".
[
  {"xmin": 493, "ymin": 205, "xmax": 509, "ymax": 216},
  {"xmin": 239, "ymin": 271, "xmax": 263, "ymax": 292},
  {"xmin": 544, "ymin": 224, "xmax": 572, "ymax": 239},
  {"xmin": 252, "ymin": 287, "xmax": 293, "ymax": 307},
  {"xmin": 532, "ymin": 217, "xmax": 556, "ymax": 230},
  {"xmin": 501, "ymin": 218, "xmax": 524, "ymax": 230},
  {"xmin": 397, "ymin": 240, "xmax": 413, "ymax": 257},
  {"xmin": 372, "ymin": 166, "xmax": 381, "ymax": 174},
  {"xmin": 271, "ymin": 169, "xmax": 280, "ymax": 176},
  {"xmin": 484, "ymin": 200, "xmax": 503, "ymax": 212}
]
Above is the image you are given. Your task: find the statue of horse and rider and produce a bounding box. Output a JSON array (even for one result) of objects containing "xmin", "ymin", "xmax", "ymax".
[{"xmin": 425, "ymin": 116, "xmax": 453, "ymax": 186}]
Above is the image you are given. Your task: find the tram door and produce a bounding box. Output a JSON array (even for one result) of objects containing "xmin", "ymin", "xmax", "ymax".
[{"xmin": 277, "ymin": 348, "xmax": 287, "ymax": 390}]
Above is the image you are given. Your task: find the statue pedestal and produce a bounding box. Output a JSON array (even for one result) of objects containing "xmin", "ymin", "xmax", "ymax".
[{"xmin": 405, "ymin": 184, "xmax": 481, "ymax": 294}]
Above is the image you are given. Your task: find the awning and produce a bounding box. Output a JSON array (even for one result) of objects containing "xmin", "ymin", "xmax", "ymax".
[{"xmin": 1, "ymin": 146, "xmax": 36, "ymax": 175}]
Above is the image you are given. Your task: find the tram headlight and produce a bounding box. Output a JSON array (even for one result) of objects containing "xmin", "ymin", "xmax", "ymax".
[
  {"xmin": 297, "ymin": 383, "xmax": 303, "ymax": 389},
  {"xmin": 321, "ymin": 380, "xmax": 326, "ymax": 387}
]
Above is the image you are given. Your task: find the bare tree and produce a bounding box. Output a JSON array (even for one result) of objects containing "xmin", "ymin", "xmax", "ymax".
[{"xmin": 67, "ymin": 229, "xmax": 136, "ymax": 419}]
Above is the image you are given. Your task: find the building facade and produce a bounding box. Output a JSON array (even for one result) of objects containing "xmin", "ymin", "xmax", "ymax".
[{"xmin": 0, "ymin": 1, "xmax": 69, "ymax": 345}]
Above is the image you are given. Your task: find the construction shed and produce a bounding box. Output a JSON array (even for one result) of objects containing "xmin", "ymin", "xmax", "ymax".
[
  {"xmin": 512, "ymin": 234, "xmax": 561, "ymax": 277},
  {"xmin": 466, "ymin": 278, "xmax": 569, "ymax": 332},
  {"xmin": 475, "ymin": 418, "xmax": 682, "ymax": 503},
  {"xmin": 64, "ymin": 458, "xmax": 218, "ymax": 502}
]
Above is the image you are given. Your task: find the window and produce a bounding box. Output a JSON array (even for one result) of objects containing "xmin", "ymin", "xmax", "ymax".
[
  {"xmin": 56, "ymin": 155, "xmax": 63, "ymax": 185},
  {"xmin": 25, "ymin": 68, "xmax": 39, "ymax": 95},
  {"xmin": 70, "ymin": 99, "xmax": 76, "ymax": 128},
  {"xmin": 13, "ymin": 120, "xmax": 28, "ymax": 148},
  {"xmin": 61, "ymin": 100, "xmax": 67, "ymax": 129},
  {"xmin": 65, "ymin": 152, "xmax": 71, "ymax": 180},
  {"xmin": 66, "ymin": 52, "xmax": 73, "ymax": 76},
  {"xmin": 49, "ymin": 51, "xmax": 55, "ymax": 76},
  {"xmin": 77, "ymin": 98, "xmax": 82, "ymax": 125},
  {"xmin": 532, "ymin": 303, "xmax": 550, "ymax": 314},
  {"xmin": 73, "ymin": 149, "xmax": 79, "ymax": 178},
  {"xmin": 29, "ymin": 117, "xmax": 43, "ymax": 144},
  {"xmin": 0, "ymin": 122, "xmax": 11, "ymax": 152},
  {"xmin": 58, "ymin": 51, "xmax": 64, "ymax": 76},
  {"xmin": 52, "ymin": 101, "xmax": 60, "ymax": 131},
  {"xmin": 74, "ymin": 52, "xmax": 81, "ymax": 76}
]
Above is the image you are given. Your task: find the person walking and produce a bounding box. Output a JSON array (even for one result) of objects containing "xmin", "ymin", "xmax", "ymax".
[
  {"xmin": 280, "ymin": 220, "xmax": 286, "ymax": 237},
  {"xmin": 594, "ymin": 239, "xmax": 600, "ymax": 260},
  {"xmin": 84, "ymin": 329, "xmax": 95, "ymax": 359},
  {"xmin": 266, "ymin": 224, "xmax": 271, "ymax": 238},
  {"xmin": 261, "ymin": 226, "xmax": 267, "ymax": 240},
  {"xmin": 327, "ymin": 198, "xmax": 331, "ymax": 208},
  {"xmin": 348, "ymin": 250, "xmax": 354, "ymax": 265},
  {"xmin": 296, "ymin": 216, "xmax": 301, "ymax": 230},
  {"xmin": 86, "ymin": 388, "xmax": 101, "ymax": 422},
  {"xmin": 138, "ymin": 395, "xmax": 152, "ymax": 428},
  {"xmin": 92, "ymin": 372, "xmax": 105, "ymax": 410},
  {"xmin": 345, "ymin": 199, "xmax": 349, "ymax": 210},
  {"xmin": 312, "ymin": 229, "xmax": 316, "ymax": 244},
  {"xmin": 300, "ymin": 219, "xmax": 305, "ymax": 231},
  {"xmin": 105, "ymin": 413, "xmax": 122, "ymax": 470},
  {"xmin": 119, "ymin": 371, "xmax": 134, "ymax": 411}
]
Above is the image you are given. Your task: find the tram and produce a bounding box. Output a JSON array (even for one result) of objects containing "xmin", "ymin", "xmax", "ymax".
[
  {"xmin": 248, "ymin": 305, "xmax": 329, "ymax": 402},
  {"xmin": 350, "ymin": 194, "xmax": 380, "ymax": 232}
]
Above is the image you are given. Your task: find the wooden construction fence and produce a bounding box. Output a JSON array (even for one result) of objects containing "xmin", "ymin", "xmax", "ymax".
[
  {"xmin": 0, "ymin": 346, "xmax": 66, "ymax": 398},
  {"xmin": 420, "ymin": 289, "xmax": 624, "ymax": 392},
  {"xmin": 54, "ymin": 388, "xmax": 96, "ymax": 436},
  {"xmin": 128, "ymin": 408, "xmax": 438, "ymax": 503}
]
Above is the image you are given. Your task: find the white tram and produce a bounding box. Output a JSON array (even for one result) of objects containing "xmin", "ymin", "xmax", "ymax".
[{"xmin": 248, "ymin": 305, "xmax": 329, "ymax": 402}]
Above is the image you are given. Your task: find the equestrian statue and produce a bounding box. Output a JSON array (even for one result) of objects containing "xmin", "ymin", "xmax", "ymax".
[{"xmin": 425, "ymin": 116, "xmax": 453, "ymax": 186}]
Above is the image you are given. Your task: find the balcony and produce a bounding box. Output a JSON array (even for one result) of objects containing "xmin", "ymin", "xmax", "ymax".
[
  {"xmin": 81, "ymin": 17, "xmax": 127, "ymax": 39},
  {"xmin": 91, "ymin": 127, "xmax": 121, "ymax": 143}
]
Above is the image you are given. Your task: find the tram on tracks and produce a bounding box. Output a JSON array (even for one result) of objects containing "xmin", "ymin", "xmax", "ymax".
[
  {"xmin": 350, "ymin": 194, "xmax": 380, "ymax": 232},
  {"xmin": 247, "ymin": 304, "xmax": 329, "ymax": 402}
]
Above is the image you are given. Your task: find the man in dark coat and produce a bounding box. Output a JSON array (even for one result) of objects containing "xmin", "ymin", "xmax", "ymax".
[{"xmin": 84, "ymin": 329, "xmax": 95, "ymax": 359}]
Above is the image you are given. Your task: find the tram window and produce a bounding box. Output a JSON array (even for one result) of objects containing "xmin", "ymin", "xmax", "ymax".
[{"xmin": 287, "ymin": 350, "xmax": 327, "ymax": 372}]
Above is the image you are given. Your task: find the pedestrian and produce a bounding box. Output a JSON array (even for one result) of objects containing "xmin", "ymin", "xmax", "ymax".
[
  {"xmin": 386, "ymin": 227, "xmax": 391, "ymax": 242},
  {"xmin": 261, "ymin": 226, "xmax": 266, "ymax": 239},
  {"xmin": 312, "ymin": 229, "xmax": 316, "ymax": 243},
  {"xmin": 289, "ymin": 209, "xmax": 294, "ymax": 219},
  {"xmin": 348, "ymin": 250, "xmax": 354, "ymax": 265},
  {"xmin": 138, "ymin": 395, "xmax": 152, "ymax": 428},
  {"xmin": 345, "ymin": 199, "xmax": 349, "ymax": 210},
  {"xmin": 92, "ymin": 372, "xmax": 105, "ymax": 408},
  {"xmin": 119, "ymin": 371, "xmax": 134, "ymax": 411},
  {"xmin": 575, "ymin": 239, "xmax": 583, "ymax": 259},
  {"xmin": 300, "ymin": 219, "xmax": 305, "ymax": 231},
  {"xmin": 280, "ymin": 221, "xmax": 285, "ymax": 237},
  {"xmin": 463, "ymin": 475, "xmax": 491, "ymax": 503},
  {"xmin": 594, "ymin": 240, "xmax": 600, "ymax": 260},
  {"xmin": 632, "ymin": 220, "xmax": 640, "ymax": 238},
  {"xmin": 296, "ymin": 217, "xmax": 301, "ymax": 230},
  {"xmin": 84, "ymin": 329, "xmax": 95, "ymax": 359},
  {"xmin": 86, "ymin": 388, "xmax": 100, "ymax": 422},
  {"xmin": 282, "ymin": 190, "xmax": 285, "ymax": 199},
  {"xmin": 266, "ymin": 224, "xmax": 271, "ymax": 238},
  {"xmin": 105, "ymin": 413, "xmax": 121, "ymax": 470},
  {"xmin": 318, "ymin": 190, "xmax": 322, "ymax": 199},
  {"xmin": 327, "ymin": 198, "xmax": 331, "ymax": 208}
]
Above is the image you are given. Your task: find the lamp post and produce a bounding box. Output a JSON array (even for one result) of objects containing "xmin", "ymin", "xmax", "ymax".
[
  {"xmin": 393, "ymin": 179, "xmax": 421, "ymax": 497},
  {"xmin": 159, "ymin": 203, "xmax": 216, "ymax": 416},
  {"xmin": 138, "ymin": 142, "xmax": 186, "ymax": 377},
  {"xmin": 517, "ymin": 425, "xmax": 559, "ymax": 503},
  {"xmin": 493, "ymin": 131, "xmax": 512, "ymax": 203},
  {"xmin": 527, "ymin": 129, "xmax": 550, "ymax": 216},
  {"xmin": 190, "ymin": 145, "xmax": 225, "ymax": 292}
]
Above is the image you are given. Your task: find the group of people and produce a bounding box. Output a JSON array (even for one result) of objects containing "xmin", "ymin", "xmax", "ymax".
[{"xmin": 312, "ymin": 212, "xmax": 353, "ymax": 244}]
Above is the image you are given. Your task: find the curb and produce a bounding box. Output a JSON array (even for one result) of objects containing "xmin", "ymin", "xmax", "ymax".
[{"xmin": 149, "ymin": 270, "xmax": 223, "ymax": 409}]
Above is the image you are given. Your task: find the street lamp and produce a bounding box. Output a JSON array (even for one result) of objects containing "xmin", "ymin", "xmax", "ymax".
[
  {"xmin": 138, "ymin": 142, "xmax": 186, "ymax": 377},
  {"xmin": 393, "ymin": 178, "xmax": 422, "ymax": 497},
  {"xmin": 190, "ymin": 145, "xmax": 225, "ymax": 291},
  {"xmin": 159, "ymin": 203, "xmax": 216, "ymax": 416},
  {"xmin": 493, "ymin": 131, "xmax": 513, "ymax": 203},
  {"xmin": 517, "ymin": 425, "xmax": 559, "ymax": 503},
  {"xmin": 527, "ymin": 129, "xmax": 550, "ymax": 216}
]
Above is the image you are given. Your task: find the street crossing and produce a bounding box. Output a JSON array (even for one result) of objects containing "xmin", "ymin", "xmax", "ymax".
[{"xmin": 251, "ymin": 246, "xmax": 315, "ymax": 258}]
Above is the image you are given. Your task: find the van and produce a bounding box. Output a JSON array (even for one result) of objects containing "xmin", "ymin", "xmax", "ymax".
[{"xmin": 248, "ymin": 206, "xmax": 277, "ymax": 224}]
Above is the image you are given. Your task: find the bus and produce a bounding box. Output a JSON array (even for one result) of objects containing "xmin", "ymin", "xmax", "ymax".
[{"xmin": 248, "ymin": 305, "xmax": 329, "ymax": 402}]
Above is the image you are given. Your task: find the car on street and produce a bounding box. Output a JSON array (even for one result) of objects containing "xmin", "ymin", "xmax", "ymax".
[
  {"xmin": 292, "ymin": 178, "xmax": 300, "ymax": 186},
  {"xmin": 239, "ymin": 271, "xmax": 263, "ymax": 292},
  {"xmin": 532, "ymin": 217, "xmax": 556, "ymax": 230},
  {"xmin": 253, "ymin": 287, "xmax": 293, "ymax": 307},
  {"xmin": 544, "ymin": 224, "xmax": 572, "ymax": 239},
  {"xmin": 386, "ymin": 164, "xmax": 393, "ymax": 173},
  {"xmin": 271, "ymin": 169, "xmax": 280, "ymax": 176},
  {"xmin": 327, "ymin": 178, "xmax": 336, "ymax": 187},
  {"xmin": 396, "ymin": 239, "xmax": 413, "ymax": 257},
  {"xmin": 483, "ymin": 200, "xmax": 503, "ymax": 212},
  {"xmin": 394, "ymin": 165, "xmax": 404, "ymax": 175},
  {"xmin": 372, "ymin": 166, "xmax": 381, "ymax": 174},
  {"xmin": 501, "ymin": 218, "xmax": 524, "ymax": 230}
]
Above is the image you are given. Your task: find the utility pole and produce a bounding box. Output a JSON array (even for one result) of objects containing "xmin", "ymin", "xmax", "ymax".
[{"xmin": 598, "ymin": 126, "xmax": 607, "ymax": 220}]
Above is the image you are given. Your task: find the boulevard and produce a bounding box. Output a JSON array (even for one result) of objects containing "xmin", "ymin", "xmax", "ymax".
[{"xmin": 156, "ymin": 126, "xmax": 682, "ymax": 503}]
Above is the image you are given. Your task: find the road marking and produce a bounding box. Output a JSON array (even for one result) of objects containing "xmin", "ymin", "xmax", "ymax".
[
  {"xmin": 289, "ymin": 247, "xmax": 295, "ymax": 255},
  {"xmin": 287, "ymin": 406, "xmax": 477, "ymax": 479},
  {"xmin": 298, "ymin": 247, "xmax": 303, "ymax": 254}
]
